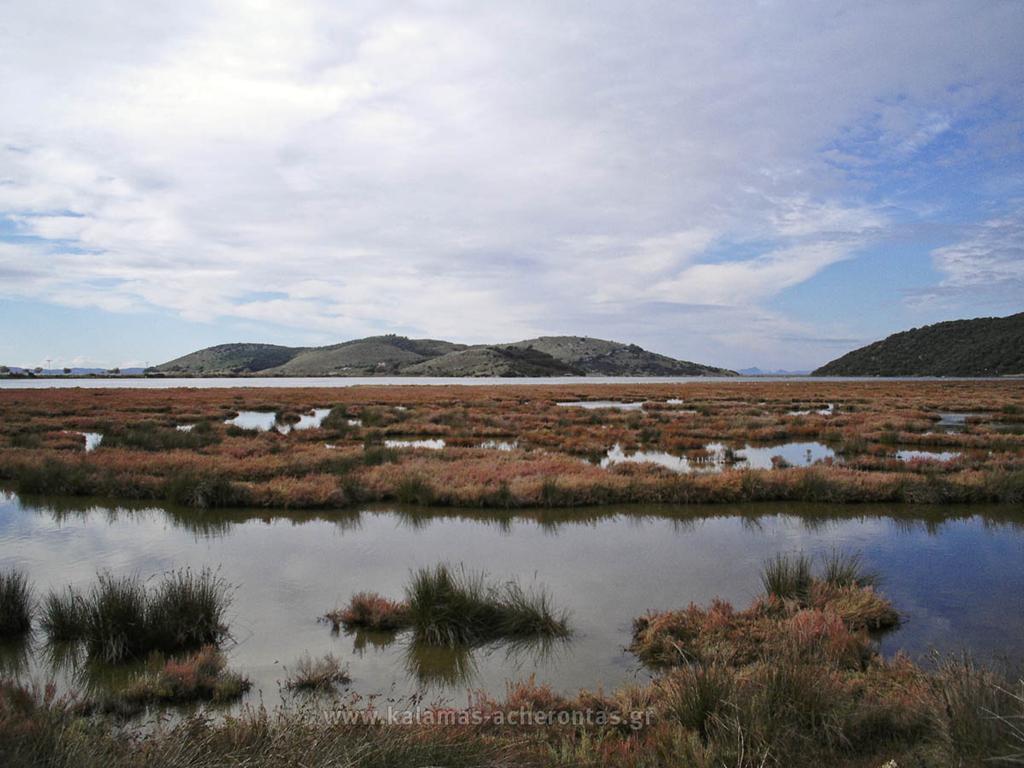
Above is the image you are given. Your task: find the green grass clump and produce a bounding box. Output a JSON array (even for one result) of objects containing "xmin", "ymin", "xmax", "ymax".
[
  {"xmin": 82, "ymin": 573, "xmax": 149, "ymax": 663},
  {"xmin": 820, "ymin": 549, "xmax": 880, "ymax": 589},
  {"xmin": 40, "ymin": 587, "xmax": 86, "ymax": 642},
  {"xmin": 146, "ymin": 568, "xmax": 231, "ymax": 654},
  {"xmin": 0, "ymin": 570, "xmax": 33, "ymax": 638},
  {"xmin": 101, "ymin": 421, "xmax": 219, "ymax": 451},
  {"xmin": 406, "ymin": 564, "xmax": 570, "ymax": 647},
  {"xmin": 395, "ymin": 475, "xmax": 436, "ymax": 505},
  {"xmin": 56, "ymin": 568, "xmax": 231, "ymax": 663},
  {"xmin": 164, "ymin": 473, "xmax": 247, "ymax": 508},
  {"xmin": 761, "ymin": 553, "xmax": 813, "ymax": 600},
  {"xmin": 16, "ymin": 459, "xmax": 92, "ymax": 496},
  {"xmin": 320, "ymin": 406, "xmax": 353, "ymax": 433}
]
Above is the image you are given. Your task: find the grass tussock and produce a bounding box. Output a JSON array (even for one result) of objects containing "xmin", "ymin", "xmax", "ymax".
[
  {"xmin": 761, "ymin": 553, "xmax": 813, "ymax": 600},
  {"xmin": 0, "ymin": 570, "xmax": 33, "ymax": 638},
  {"xmin": 633, "ymin": 551, "xmax": 898, "ymax": 669},
  {"xmin": 324, "ymin": 592, "xmax": 410, "ymax": 632},
  {"xmin": 284, "ymin": 653, "xmax": 350, "ymax": 692},
  {"xmin": 406, "ymin": 564, "xmax": 571, "ymax": 646},
  {"xmin": 41, "ymin": 568, "xmax": 231, "ymax": 663},
  {"xmin": 820, "ymin": 548, "xmax": 881, "ymax": 589},
  {"xmin": 39, "ymin": 588, "xmax": 86, "ymax": 642}
]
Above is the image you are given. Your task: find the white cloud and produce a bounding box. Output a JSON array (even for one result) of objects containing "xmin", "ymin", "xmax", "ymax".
[
  {"xmin": 932, "ymin": 209, "xmax": 1024, "ymax": 288},
  {"xmin": 0, "ymin": 0, "xmax": 1021, "ymax": 367}
]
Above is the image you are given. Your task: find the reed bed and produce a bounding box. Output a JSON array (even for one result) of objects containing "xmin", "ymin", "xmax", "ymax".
[
  {"xmin": 0, "ymin": 570, "xmax": 32, "ymax": 638},
  {"xmin": 37, "ymin": 568, "xmax": 231, "ymax": 663}
]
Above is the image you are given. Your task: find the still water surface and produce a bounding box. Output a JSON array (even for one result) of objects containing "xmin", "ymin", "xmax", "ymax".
[{"xmin": 1, "ymin": 490, "xmax": 1022, "ymax": 709}]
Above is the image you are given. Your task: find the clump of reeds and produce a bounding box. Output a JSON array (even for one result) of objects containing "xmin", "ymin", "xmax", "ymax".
[
  {"xmin": 320, "ymin": 406, "xmax": 354, "ymax": 434},
  {"xmin": 657, "ymin": 663, "xmax": 736, "ymax": 740},
  {"xmin": 146, "ymin": 568, "xmax": 232, "ymax": 653},
  {"xmin": 820, "ymin": 548, "xmax": 880, "ymax": 588},
  {"xmin": 761, "ymin": 553, "xmax": 813, "ymax": 600},
  {"xmin": 119, "ymin": 645, "xmax": 250, "ymax": 707},
  {"xmin": 324, "ymin": 592, "xmax": 410, "ymax": 632},
  {"xmin": 759, "ymin": 551, "xmax": 897, "ymax": 632},
  {"xmin": 39, "ymin": 587, "xmax": 86, "ymax": 642},
  {"xmin": 405, "ymin": 564, "xmax": 570, "ymax": 646},
  {"xmin": 0, "ymin": 570, "xmax": 33, "ymax": 638},
  {"xmin": 81, "ymin": 573, "xmax": 149, "ymax": 663},
  {"xmin": 284, "ymin": 653, "xmax": 350, "ymax": 691},
  {"xmin": 395, "ymin": 475, "xmax": 436, "ymax": 505},
  {"xmin": 45, "ymin": 568, "xmax": 231, "ymax": 663},
  {"xmin": 163, "ymin": 472, "xmax": 247, "ymax": 509}
]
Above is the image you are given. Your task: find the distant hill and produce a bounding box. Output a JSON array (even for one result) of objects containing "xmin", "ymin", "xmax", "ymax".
[
  {"xmin": 813, "ymin": 312, "xmax": 1024, "ymax": 377},
  {"xmin": 150, "ymin": 334, "xmax": 735, "ymax": 377}
]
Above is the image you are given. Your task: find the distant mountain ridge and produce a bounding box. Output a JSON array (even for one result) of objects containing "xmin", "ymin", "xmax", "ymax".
[
  {"xmin": 150, "ymin": 334, "xmax": 735, "ymax": 377},
  {"xmin": 813, "ymin": 312, "xmax": 1024, "ymax": 377}
]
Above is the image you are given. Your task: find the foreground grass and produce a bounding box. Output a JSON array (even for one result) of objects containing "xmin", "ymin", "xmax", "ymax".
[{"xmin": 1, "ymin": 654, "xmax": 1021, "ymax": 767}]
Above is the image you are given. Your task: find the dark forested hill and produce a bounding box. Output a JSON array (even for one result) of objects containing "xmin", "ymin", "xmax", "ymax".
[{"xmin": 813, "ymin": 313, "xmax": 1024, "ymax": 377}]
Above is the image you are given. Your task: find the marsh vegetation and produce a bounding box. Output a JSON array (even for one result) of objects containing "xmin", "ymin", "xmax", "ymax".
[{"xmin": 0, "ymin": 381, "xmax": 1022, "ymax": 510}]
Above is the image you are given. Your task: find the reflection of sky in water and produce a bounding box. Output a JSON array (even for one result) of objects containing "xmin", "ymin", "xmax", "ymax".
[
  {"xmin": 600, "ymin": 441, "xmax": 836, "ymax": 472},
  {"xmin": 224, "ymin": 411, "xmax": 277, "ymax": 431},
  {"xmin": 1, "ymin": 489, "xmax": 1022, "ymax": 710},
  {"xmin": 557, "ymin": 400, "xmax": 645, "ymax": 410},
  {"xmin": 385, "ymin": 438, "xmax": 445, "ymax": 449},
  {"xmin": 896, "ymin": 449, "xmax": 961, "ymax": 462},
  {"xmin": 224, "ymin": 409, "xmax": 332, "ymax": 434}
]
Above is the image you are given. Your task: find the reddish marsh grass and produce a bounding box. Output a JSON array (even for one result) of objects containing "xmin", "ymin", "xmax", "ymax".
[
  {"xmin": 1, "ymin": 381, "xmax": 1022, "ymax": 509},
  {"xmin": 324, "ymin": 592, "xmax": 410, "ymax": 632},
  {"xmin": 119, "ymin": 646, "xmax": 250, "ymax": 708}
]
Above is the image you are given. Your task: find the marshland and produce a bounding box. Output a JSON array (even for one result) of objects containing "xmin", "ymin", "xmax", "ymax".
[{"xmin": 1, "ymin": 381, "xmax": 1024, "ymax": 766}]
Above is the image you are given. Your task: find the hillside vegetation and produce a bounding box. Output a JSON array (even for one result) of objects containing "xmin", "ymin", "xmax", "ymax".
[
  {"xmin": 151, "ymin": 335, "xmax": 734, "ymax": 377},
  {"xmin": 814, "ymin": 312, "xmax": 1024, "ymax": 377}
]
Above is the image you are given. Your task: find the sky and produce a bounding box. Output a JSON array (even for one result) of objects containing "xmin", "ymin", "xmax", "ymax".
[{"xmin": 1, "ymin": 0, "xmax": 1022, "ymax": 371}]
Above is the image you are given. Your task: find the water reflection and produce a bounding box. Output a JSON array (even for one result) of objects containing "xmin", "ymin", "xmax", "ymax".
[
  {"xmin": 557, "ymin": 400, "xmax": 646, "ymax": 411},
  {"xmin": 385, "ymin": 438, "xmax": 446, "ymax": 449},
  {"xmin": 224, "ymin": 409, "xmax": 332, "ymax": 434},
  {"xmin": 2, "ymin": 487, "xmax": 1023, "ymax": 712},
  {"xmin": 598, "ymin": 441, "xmax": 836, "ymax": 472}
]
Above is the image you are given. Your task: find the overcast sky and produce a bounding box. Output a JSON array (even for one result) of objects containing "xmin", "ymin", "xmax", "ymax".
[{"xmin": 1, "ymin": 0, "xmax": 1022, "ymax": 370}]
